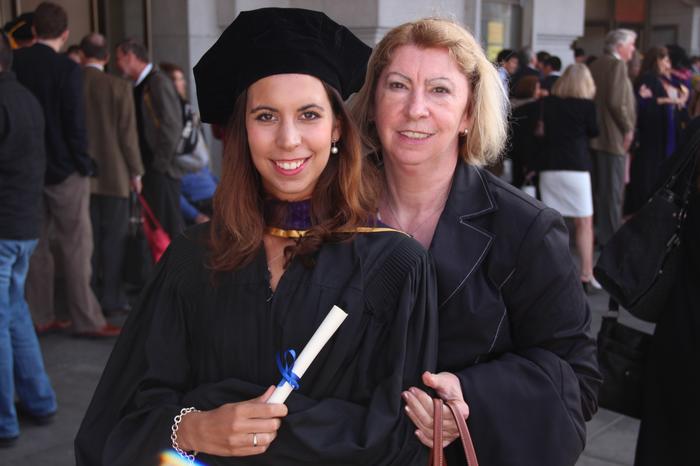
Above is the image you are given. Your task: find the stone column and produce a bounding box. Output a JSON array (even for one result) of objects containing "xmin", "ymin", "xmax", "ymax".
[{"xmin": 524, "ymin": 0, "xmax": 584, "ymax": 68}]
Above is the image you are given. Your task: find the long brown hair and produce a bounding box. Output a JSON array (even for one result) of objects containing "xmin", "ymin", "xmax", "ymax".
[
  {"xmin": 209, "ymin": 82, "xmax": 379, "ymax": 272},
  {"xmin": 638, "ymin": 46, "xmax": 669, "ymax": 84}
]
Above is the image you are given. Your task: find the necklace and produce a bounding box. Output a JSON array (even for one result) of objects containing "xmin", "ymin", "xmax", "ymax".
[
  {"xmin": 383, "ymin": 195, "xmax": 448, "ymax": 237},
  {"xmin": 266, "ymin": 250, "xmax": 285, "ymax": 272}
]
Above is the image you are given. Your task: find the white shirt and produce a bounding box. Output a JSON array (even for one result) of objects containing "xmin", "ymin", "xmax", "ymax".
[
  {"xmin": 85, "ymin": 63, "xmax": 104, "ymax": 71},
  {"xmin": 134, "ymin": 63, "xmax": 153, "ymax": 86}
]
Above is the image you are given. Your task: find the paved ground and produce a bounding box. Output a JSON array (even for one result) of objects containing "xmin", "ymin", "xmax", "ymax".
[{"xmin": 0, "ymin": 287, "xmax": 650, "ymax": 466}]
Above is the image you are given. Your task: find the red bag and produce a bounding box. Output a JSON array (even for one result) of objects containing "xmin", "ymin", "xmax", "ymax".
[
  {"xmin": 429, "ymin": 398, "xmax": 479, "ymax": 466},
  {"xmin": 137, "ymin": 194, "xmax": 170, "ymax": 262}
]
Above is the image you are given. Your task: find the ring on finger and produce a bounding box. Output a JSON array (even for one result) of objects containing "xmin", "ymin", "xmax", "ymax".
[{"xmin": 253, "ymin": 432, "xmax": 258, "ymax": 447}]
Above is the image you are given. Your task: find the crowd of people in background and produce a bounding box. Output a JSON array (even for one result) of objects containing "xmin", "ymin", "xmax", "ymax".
[
  {"xmin": 497, "ymin": 28, "xmax": 697, "ymax": 290},
  {"xmin": 0, "ymin": 2, "xmax": 217, "ymax": 446}
]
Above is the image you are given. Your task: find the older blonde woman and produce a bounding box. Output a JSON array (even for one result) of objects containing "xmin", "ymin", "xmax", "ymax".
[
  {"xmin": 352, "ymin": 18, "xmax": 601, "ymax": 466},
  {"xmin": 538, "ymin": 64, "xmax": 600, "ymax": 291}
]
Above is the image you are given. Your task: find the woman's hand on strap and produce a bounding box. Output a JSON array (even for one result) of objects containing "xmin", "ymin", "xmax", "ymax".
[
  {"xmin": 176, "ymin": 385, "xmax": 288, "ymax": 457},
  {"xmin": 402, "ymin": 371, "xmax": 470, "ymax": 448}
]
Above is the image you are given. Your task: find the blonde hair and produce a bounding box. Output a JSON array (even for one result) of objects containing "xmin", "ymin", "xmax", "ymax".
[
  {"xmin": 551, "ymin": 64, "xmax": 596, "ymax": 100},
  {"xmin": 350, "ymin": 18, "xmax": 509, "ymax": 166}
]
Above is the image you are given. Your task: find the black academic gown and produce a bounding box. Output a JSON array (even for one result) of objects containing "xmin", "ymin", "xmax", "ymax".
[
  {"xmin": 75, "ymin": 225, "xmax": 437, "ymax": 466},
  {"xmin": 625, "ymin": 72, "xmax": 679, "ymax": 215}
]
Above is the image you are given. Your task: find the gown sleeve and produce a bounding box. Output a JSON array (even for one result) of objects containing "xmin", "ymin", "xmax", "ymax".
[
  {"xmin": 184, "ymin": 240, "xmax": 438, "ymax": 466},
  {"xmin": 453, "ymin": 208, "xmax": 601, "ymax": 466},
  {"xmin": 74, "ymin": 235, "xmax": 201, "ymax": 466}
]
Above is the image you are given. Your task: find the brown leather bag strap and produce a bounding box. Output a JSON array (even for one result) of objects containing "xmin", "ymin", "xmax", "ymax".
[
  {"xmin": 446, "ymin": 400, "xmax": 479, "ymax": 466},
  {"xmin": 428, "ymin": 398, "xmax": 479, "ymax": 466},
  {"xmin": 430, "ymin": 398, "xmax": 444, "ymax": 466}
]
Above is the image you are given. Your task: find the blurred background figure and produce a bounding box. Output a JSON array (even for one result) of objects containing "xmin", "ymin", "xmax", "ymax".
[
  {"xmin": 115, "ymin": 39, "xmax": 184, "ymax": 238},
  {"xmin": 625, "ymin": 46, "xmax": 688, "ymax": 216},
  {"xmin": 64, "ymin": 44, "xmax": 81, "ymax": 64},
  {"xmin": 3, "ymin": 13, "xmax": 36, "ymax": 49},
  {"xmin": 159, "ymin": 62, "xmax": 216, "ymax": 225},
  {"xmin": 511, "ymin": 46, "xmax": 540, "ymax": 95},
  {"xmin": 540, "ymin": 55, "xmax": 562, "ymax": 93},
  {"xmin": 688, "ymin": 74, "xmax": 700, "ymax": 118},
  {"xmin": 13, "ymin": 2, "xmax": 118, "ymax": 338},
  {"xmin": 574, "ymin": 47, "xmax": 587, "ymax": 64},
  {"xmin": 588, "ymin": 28, "xmax": 637, "ymax": 247},
  {"xmin": 496, "ymin": 48, "xmax": 519, "ymax": 93},
  {"xmin": 666, "ymin": 44, "xmax": 692, "ymax": 91},
  {"xmin": 628, "ymin": 49, "xmax": 643, "ymax": 82},
  {"xmin": 536, "ymin": 50, "xmax": 551, "ymax": 75},
  {"xmin": 506, "ymin": 75, "xmax": 542, "ymax": 190},
  {"xmin": 538, "ymin": 64, "xmax": 600, "ymax": 290},
  {"xmin": 81, "ymin": 33, "xmax": 143, "ymax": 315},
  {"xmin": 0, "ymin": 29, "xmax": 57, "ymax": 448}
]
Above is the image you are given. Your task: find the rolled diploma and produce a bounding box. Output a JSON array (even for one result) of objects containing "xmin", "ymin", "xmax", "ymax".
[{"xmin": 267, "ymin": 305, "xmax": 348, "ymax": 404}]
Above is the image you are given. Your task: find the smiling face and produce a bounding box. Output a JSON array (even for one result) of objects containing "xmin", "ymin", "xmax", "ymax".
[
  {"xmin": 246, "ymin": 74, "xmax": 340, "ymax": 201},
  {"xmin": 373, "ymin": 45, "xmax": 470, "ymax": 171}
]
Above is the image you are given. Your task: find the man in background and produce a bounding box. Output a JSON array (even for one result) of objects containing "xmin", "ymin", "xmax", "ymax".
[
  {"xmin": 81, "ymin": 33, "xmax": 143, "ymax": 314},
  {"xmin": 115, "ymin": 38, "xmax": 184, "ymax": 238},
  {"xmin": 588, "ymin": 29, "xmax": 637, "ymax": 247},
  {"xmin": 0, "ymin": 30, "xmax": 56, "ymax": 447},
  {"xmin": 540, "ymin": 55, "xmax": 562, "ymax": 93},
  {"xmin": 13, "ymin": 2, "xmax": 119, "ymax": 337}
]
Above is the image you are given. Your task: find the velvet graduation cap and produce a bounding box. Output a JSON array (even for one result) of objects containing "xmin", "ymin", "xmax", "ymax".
[
  {"xmin": 3, "ymin": 13, "xmax": 34, "ymax": 48},
  {"xmin": 193, "ymin": 8, "xmax": 371, "ymax": 125}
]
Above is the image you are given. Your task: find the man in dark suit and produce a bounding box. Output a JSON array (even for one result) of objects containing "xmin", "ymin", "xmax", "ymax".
[
  {"xmin": 510, "ymin": 46, "xmax": 541, "ymax": 96},
  {"xmin": 12, "ymin": 2, "xmax": 119, "ymax": 337},
  {"xmin": 540, "ymin": 55, "xmax": 561, "ymax": 93},
  {"xmin": 80, "ymin": 33, "xmax": 144, "ymax": 314},
  {"xmin": 115, "ymin": 38, "xmax": 185, "ymax": 238}
]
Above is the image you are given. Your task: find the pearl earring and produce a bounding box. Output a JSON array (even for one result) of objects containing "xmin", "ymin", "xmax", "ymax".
[
  {"xmin": 331, "ymin": 139, "xmax": 339, "ymax": 155},
  {"xmin": 460, "ymin": 129, "xmax": 469, "ymax": 137}
]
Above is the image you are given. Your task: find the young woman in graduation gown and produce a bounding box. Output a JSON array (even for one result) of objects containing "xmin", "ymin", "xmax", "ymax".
[
  {"xmin": 74, "ymin": 9, "xmax": 437, "ymax": 466},
  {"xmin": 351, "ymin": 18, "xmax": 601, "ymax": 466}
]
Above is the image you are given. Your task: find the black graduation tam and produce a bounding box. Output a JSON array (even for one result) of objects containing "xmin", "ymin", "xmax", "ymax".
[
  {"xmin": 3, "ymin": 13, "xmax": 34, "ymax": 47},
  {"xmin": 194, "ymin": 8, "xmax": 371, "ymax": 125}
]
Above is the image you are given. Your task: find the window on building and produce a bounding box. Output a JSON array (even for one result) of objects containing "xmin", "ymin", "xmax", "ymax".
[{"xmin": 481, "ymin": 0, "xmax": 523, "ymax": 61}]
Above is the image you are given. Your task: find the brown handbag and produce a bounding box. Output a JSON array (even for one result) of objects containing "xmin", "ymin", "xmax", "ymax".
[{"xmin": 428, "ymin": 398, "xmax": 479, "ymax": 466}]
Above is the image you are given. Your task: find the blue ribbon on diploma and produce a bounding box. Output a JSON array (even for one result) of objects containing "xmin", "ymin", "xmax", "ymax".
[{"xmin": 276, "ymin": 349, "xmax": 301, "ymax": 390}]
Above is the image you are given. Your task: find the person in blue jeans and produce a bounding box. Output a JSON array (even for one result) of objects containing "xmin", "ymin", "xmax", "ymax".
[{"xmin": 0, "ymin": 32, "xmax": 56, "ymax": 446}]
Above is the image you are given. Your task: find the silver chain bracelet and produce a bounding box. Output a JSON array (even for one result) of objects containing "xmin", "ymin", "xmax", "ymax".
[{"xmin": 171, "ymin": 407, "xmax": 201, "ymax": 462}]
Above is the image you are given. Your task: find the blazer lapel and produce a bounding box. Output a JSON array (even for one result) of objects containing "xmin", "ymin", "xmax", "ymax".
[{"xmin": 430, "ymin": 163, "xmax": 497, "ymax": 308}]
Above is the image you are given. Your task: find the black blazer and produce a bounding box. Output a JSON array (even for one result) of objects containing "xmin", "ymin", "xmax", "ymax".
[
  {"xmin": 540, "ymin": 74, "xmax": 559, "ymax": 92},
  {"xmin": 13, "ymin": 43, "xmax": 92, "ymax": 185},
  {"xmin": 540, "ymin": 96, "xmax": 599, "ymax": 172},
  {"xmin": 431, "ymin": 162, "xmax": 601, "ymax": 466}
]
